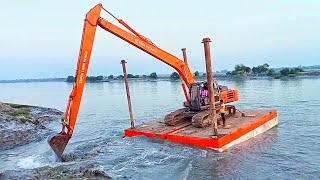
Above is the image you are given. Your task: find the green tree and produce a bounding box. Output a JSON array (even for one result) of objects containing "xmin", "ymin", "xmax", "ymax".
[
  {"xmin": 252, "ymin": 63, "xmax": 269, "ymax": 74},
  {"xmin": 170, "ymin": 72, "xmax": 180, "ymax": 80},
  {"xmin": 289, "ymin": 69, "xmax": 296, "ymax": 74},
  {"xmin": 142, "ymin": 75, "xmax": 147, "ymax": 78},
  {"xmin": 259, "ymin": 63, "xmax": 269, "ymax": 73},
  {"xmin": 108, "ymin": 75, "xmax": 114, "ymax": 79},
  {"xmin": 117, "ymin": 75, "xmax": 124, "ymax": 79},
  {"xmin": 232, "ymin": 64, "xmax": 251, "ymax": 75},
  {"xmin": 149, "ymin": 72, "xmax": 158, "ymax": 79},
  {"xmin": 280, "ymin": 68, "xmax": 290, "ymax": 76},
  {"xmin": 252, "ymin": 67, "xmax": 258, "ymax": 74},
  {"xmin": 86, "ymin": 76, "xmax": 95, "ymax": 81},
  {"xmin": 291, "ymin": 68, "xmax": 303, "ymax": 74},
  {"xmin": 245, "ymin": 66, "xmax": 251, "ymax": 73},
  {"xmin": 66, "ymin": 76, "xmax": 75, "ymax": 82},
  {"xmin": 134, "ymin": 75, "xmax": 140, "ymax": 78},
  {"xmin": 295, "ymin": 68, "xmax": 304, "ymax": 72},
  {"xmin": 194, "ymin": 71, "xmax": 200, "ymax": 77},
  {"xmin": 96, "ymin": 75, "xmax": 103, "ymax": 80},
  {"xmin": 127, "ymin": 74, "xmax": 134, "ymax": 78},
  {"xmin": 267, "ymin": 69, "xmax": 275, "ymax": 76}
]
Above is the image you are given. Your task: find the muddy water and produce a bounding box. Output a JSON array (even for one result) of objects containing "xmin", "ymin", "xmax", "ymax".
[{"xmin": 0, "ymin": 78, "xmax": 320, "ymax": 179}]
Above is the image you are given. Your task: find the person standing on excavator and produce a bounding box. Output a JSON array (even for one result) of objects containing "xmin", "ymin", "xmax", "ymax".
[{"xmin": 220, "ymin": 99, "xmax": 226, "ymax": 127}]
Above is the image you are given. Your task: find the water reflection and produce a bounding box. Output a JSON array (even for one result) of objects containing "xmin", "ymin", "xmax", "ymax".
[{"xmin": 232, "ymin": 77, "xmax": 248, "ymax": 88}]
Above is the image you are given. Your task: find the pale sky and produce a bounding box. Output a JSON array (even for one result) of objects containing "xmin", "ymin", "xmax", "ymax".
[{"xmin": 0, "ymin": 0, "xmax": 319, "ymax": 80}]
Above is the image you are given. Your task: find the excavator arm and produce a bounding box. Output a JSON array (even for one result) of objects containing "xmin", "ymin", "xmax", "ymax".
[{"xmin": 48, "ymin": 3, "xmax": 195, "ymax": 158}]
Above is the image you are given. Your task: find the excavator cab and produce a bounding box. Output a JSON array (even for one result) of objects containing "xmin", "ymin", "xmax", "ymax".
[{"xmin": 185, "ymin": 82, "xmax": 221, "ymax": 112}]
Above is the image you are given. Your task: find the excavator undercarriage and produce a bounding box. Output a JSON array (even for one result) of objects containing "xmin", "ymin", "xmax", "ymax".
[{"xmin": 164, "ymin": 105, "xmax": 238, "ymax": 128}]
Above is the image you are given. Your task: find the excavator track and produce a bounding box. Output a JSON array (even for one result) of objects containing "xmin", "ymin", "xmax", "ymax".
[
  {"xmin": 191, "ymin": 110, "xmax": 212, "ymax": 128},
  {"xmin": 164, "ymin": 108, "xmax": 190, "ymax": 126}
]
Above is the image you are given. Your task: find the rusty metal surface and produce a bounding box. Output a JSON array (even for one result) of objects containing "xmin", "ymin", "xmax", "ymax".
[
  {"xmin": 132, "ymin": 118, "xmax": 191, "ymax": 134},
  {"xmin": 47, "ymin": 134, "xmax": 71, "ymax": 160},
  {"xmin": 191, "ymin": 109, "xmax": 212, "ymax": 128},
  {"xmin": 181, "ymin": 48, "xmax": 188, "ymax": 64},
  {"xmin": 202, "ymin": 37, "xmax": 218, "ymax": 135},
  {"xmin": 164, "ymin": 108, "xmax": 189, "ymax": 126},
  {"xmin": 121, "ymin": 60, "xmax": 135, "ymax": 129}
]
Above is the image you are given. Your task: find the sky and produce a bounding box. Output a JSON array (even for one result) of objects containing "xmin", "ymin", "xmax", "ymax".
[{"xmin": 0, "ymin": 0, "xmax": 319, "ymax": 80}]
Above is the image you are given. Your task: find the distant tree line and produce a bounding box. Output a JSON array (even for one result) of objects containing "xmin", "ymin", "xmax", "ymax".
[
  {"xmin": 229, "ymin": 63, "xmax": 304, "ymax": 78},
  {"xmin": 170, "ymin": 70, "xmax": 208, "ymax": 80},
  {"xmin": 170, "ymin": 72, "xmax": 180, "ymax": 80},
  {"xmin": 87, "ymin": 75, "xmax": 103, "ymax": 81},
  {"xmin": 66, "ymin": 75, "xmax": 104, "ymax": 82},
  {"xmin": 66, "ymin": 72, "xmax": 159, "ymax": 82},
  {"xmin": 279, "ymin": 68, "xmax": 304, "ymax": 76},
  {"xmin": 115, "ymin": 72, "xmax": 158, "ymax": 79}
]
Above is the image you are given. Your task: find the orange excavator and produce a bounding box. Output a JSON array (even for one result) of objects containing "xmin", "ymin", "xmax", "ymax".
[{"xmin": 48, "ymin": 4, "xmax": 238, "ymax": 159}]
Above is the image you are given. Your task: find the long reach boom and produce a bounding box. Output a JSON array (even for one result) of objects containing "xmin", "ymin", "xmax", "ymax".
[{"xmin": 48, "ymin": 3, "xmax": 195, "ymax": 158}]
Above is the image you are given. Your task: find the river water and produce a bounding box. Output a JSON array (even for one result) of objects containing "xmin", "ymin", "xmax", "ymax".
[{"xmin": 0, "ymin": 77, "xmax": 319, "ymax": 179}]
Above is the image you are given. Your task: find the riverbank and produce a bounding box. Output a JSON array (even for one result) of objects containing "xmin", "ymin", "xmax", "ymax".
[
  {"xmin": 0, "ymin": 102, "xmax": 113, "ymax": 179},
  {"xmin": 0, "ymin": 102, "xmax": 63, "ymax": 150},
  {"xmin": 1, "ymin": 165, "xmax": 111, "ymax": 179}
]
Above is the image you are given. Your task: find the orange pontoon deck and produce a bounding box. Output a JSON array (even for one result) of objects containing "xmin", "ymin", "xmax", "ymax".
[{"xmin": 125, "ymin": 109, "xmax": 278, "ymax": 152}]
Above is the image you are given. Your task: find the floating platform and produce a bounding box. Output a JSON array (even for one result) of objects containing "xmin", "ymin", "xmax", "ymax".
[{"xmin": 125, "ymin": 109, "xmax": 278, "ymax": 152}]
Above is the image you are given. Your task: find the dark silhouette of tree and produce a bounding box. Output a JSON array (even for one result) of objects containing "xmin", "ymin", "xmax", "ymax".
[
  {"xmin": 117, "ymin": 75, "xmax": 124, "ymax": 79},
  {"xmin": 66, "ymin": 76, "xmax": 75, "ymax": 82},
  {"xmin": 149, "ymin": 72, "xmax": 158, "ymax": 79},
  {"xmin": 170, "ymin": 72, "xmax": 180, "ymax": 80},
  {"xmin": 194, "ymin": 71, "xmax": 200, "ymax": 77},
  {"xmin": 245, "ymin": 67, "xmax": 251, "ymax": 73},
  {"xmin": 127, "ymin": 74, "xmax": 134, "ymax": 78},
  {"xmin": 280, "ymin": 68, "xmax": 290, "ymax": 76},
  {"xmin": 267, "ymin": 69, "xmax": 275, "ymax": 76},
  {"xmin": 252, "ymin": 63, "xmax": 269, "ymax": 74},
  {"xmin": 290, "ymin": 68, "xmax": 304, "ymax": 74},
  {"xmin": 86, "ymin": 76, "xmax": 94, "ymax": 81},
  {"xmin": 96, "ymin": 75, "xmax": 103, "ymax": 80},
  {"xmin": 232, "ymin": 64, "xmax": 251, "ymax": 75},
  {"xmin": 108, "ymin": 75, "xmax": 114, "ymax": 79},
  {"xmin": 280, "ymin": 68, "xmax": 303, "ymax": 76},
  {"xmin": 252, "ymin": 67, "xmax": 258, "ymax": 74}
]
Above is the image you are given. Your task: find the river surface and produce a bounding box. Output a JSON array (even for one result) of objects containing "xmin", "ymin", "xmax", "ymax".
[{"xmin": 0, "ymin": 77, "xmax": 320, "ymax": 179}]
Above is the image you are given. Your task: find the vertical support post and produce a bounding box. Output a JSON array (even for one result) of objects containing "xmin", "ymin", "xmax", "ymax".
[
  {"xmin": 202, "ymin": 38, "xmax": 218, "ymax": 136},
  {"xmin": 181, "ymin": 48, "xmax": 190, "ymax": 105},
  {"xmin": 120, "ymin": 60, "xmax": 135, "ymax": 129},
  {"xmin": 181, "ymin": 48, "xmax": 188, "ymax": 64}
]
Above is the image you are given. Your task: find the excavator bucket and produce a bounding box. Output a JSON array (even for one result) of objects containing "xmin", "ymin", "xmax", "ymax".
[{"xmin": 48, "ymin": 133, "xmax": 71, "ymax": 160}]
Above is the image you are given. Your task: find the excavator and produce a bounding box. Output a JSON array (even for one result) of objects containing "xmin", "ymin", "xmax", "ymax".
[{"xmin": 48, "ymin": 3, "xmax": 238, "ymax": 159}]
